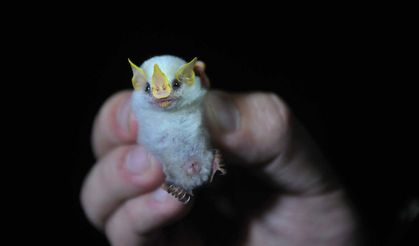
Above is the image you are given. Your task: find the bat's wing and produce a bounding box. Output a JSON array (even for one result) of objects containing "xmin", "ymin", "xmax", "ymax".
[{"xmin": 194, "ymin": 61, "xmax": 210, "ymax": 89}]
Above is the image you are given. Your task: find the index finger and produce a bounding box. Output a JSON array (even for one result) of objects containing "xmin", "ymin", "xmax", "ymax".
[{"xmin": 92, "ymin": 90, "xmax": 138, "ymax": 158}]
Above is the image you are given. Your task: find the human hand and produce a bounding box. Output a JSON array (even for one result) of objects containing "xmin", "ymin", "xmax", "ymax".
[{"xmin": 81, "ymin": 90, "xmax": 361, "ymax": 245}]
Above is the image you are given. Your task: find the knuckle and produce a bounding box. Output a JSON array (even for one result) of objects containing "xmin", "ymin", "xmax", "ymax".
[
  {"xmin": 80, "ymin": 184, "xmax": 104, "ymax": 229},
  {"xmin": 120, "ymin": 200, "xmax": 141, "ymax": 230},
  {"xmin": 267, "ymin": 93, "xmax": 293, "ymax": 137},
  {"xmin": 251, "ymin": 92, "xmax": 293, "ymax": 147},
  {"xmin": 104, "ymin": 212, "xmax": 123, "ymax": 245},
  {"xmin": 80, "ymin": 146, "xmax": 131, "ymax": 229},
  {"xmin": 229, "ymin": 92, "xmax": 294, "ymax": 163},
  {"xmin": 92, "ymin": 90, "xmax": 134, "ymax": 157},
  {"xmin": 98, "ymin": 91, "xmax": 131, "ymax": 134},
  {"xmin": 101, "ymin": 146, "xmax": 130, "ymax": 185}
]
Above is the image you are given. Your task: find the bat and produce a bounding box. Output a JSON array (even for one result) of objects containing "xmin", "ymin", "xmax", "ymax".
[{"xmin": 129, "ymin": 55, "xmax": 226, "ymax": 203}]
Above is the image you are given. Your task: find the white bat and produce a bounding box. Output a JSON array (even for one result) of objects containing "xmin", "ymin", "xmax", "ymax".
[{"xmin": 129, "ymin": 55, "xmax": 225, "ymax": 203}]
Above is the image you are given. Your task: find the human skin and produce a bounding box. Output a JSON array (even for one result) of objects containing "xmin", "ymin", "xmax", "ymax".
[{"xmin": 81, "ymin": 90, "xmax": 362, "ymax": 246}]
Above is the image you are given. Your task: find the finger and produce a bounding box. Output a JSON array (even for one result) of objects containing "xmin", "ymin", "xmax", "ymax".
[
  {"xmin": 92, "ymin": 90, "xmax": 138, "ymax": 158},
  {"xmin": 105, "ymin": 188, "xmax": 189, "ymax": 246},
  {"xmin": 205, "ymin": 91, "xmax": 291, "ymax": 164},
  {"xmin": 205, "ymin": 91, "xmax": 336, "ymax": 193},
  {"xmin": 80, "ymin": 145, "xmax": 165, "ymax": 229}
]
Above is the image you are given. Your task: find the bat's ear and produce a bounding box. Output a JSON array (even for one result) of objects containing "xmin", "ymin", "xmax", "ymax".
[
  {"xmin": 128, "ymin": 58, "xmax": 147, "ymax": 90},
  {"xmin": 175, "ymin": 57, "xmax": 197, "ymax": 86}
]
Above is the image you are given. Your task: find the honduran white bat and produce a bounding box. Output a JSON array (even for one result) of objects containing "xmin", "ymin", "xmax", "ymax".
[{"xmin": 129, "ymin": 55, "xmax": 225, "ymax": 203}]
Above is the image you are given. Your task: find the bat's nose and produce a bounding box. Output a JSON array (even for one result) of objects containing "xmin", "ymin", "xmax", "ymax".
[
  {"xmin": 152, "ymin": 84, "xmax": 171, "ymax": 99},
  {"xmin": 152, "ymin": 64, "xmax": 172, "ymax": 99}
]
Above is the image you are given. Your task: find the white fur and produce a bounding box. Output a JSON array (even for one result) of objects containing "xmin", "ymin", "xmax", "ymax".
[{"xmin": 131, "ymin": 55, "xmax": 212, "ymax": 192}]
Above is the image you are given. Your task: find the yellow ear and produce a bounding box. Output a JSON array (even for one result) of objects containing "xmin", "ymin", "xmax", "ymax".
[
  {"xmin": 128, "ymin": 58, "xmax": 147, "ymax": 90},
  {"xmin": 175, "ymin": 57, "xmax": 198, "ymax": 85}
]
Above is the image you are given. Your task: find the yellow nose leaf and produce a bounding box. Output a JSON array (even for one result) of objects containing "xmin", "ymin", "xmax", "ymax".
[{"xmin": 152, "ymin": 64, "xmax": 171, "ymax": 99}]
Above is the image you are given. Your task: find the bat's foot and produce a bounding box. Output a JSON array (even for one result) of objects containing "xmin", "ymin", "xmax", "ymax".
[
  {"xmin": 210, "ymin": 149, "xmax": 226, "ymax": 182},
  {"xmin": 161, "ymin": 183, "xmax": 192, "ymax": 204}
]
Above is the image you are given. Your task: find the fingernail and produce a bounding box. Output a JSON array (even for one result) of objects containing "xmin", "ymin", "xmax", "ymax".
[
  {"xmin": 117, "ymin": 97, "xmax": 133, "ymax": 135},
  {"xmin": 152, "ymin": 188, "xmax": 170, "ymax": 202},
  {"xmin": 125, "ymin": 146, "xmax": 153, "ymax": 174},
  {"xmin": 205, "ymin": 92, "xmax": 239, "ymax": 133}
]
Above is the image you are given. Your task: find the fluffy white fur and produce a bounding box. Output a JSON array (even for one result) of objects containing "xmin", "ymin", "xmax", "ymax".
[{"xmin": 131, "ymin": 55, "xmax": 212, "ymax": 192}]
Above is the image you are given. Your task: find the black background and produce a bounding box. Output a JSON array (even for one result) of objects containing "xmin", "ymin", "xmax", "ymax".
[{"xmin": 8, "ymin": 8, "xmax": 417, "ymax": 245}]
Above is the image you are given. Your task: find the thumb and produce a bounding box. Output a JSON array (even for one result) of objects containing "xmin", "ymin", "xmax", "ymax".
[
  {"xmin": 205, "ymin": 91, "xmax": 290, "ymax": 164},
  {"xmin": 204, "ymin": 91, "xmax": 336, "ymax": 193}
]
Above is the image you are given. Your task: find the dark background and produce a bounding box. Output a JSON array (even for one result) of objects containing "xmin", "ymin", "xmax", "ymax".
[{"xmin": 9, "ymin": 9, "xmax": 416, "ymax": 245}]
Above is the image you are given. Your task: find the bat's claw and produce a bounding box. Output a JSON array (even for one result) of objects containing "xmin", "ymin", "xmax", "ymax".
[
  {"xmin": 161, "ymin": 183, "xmax": 192, "ymax": 204},
  {"xmin": 210, "ymin": 150, "xmax": 226, "ymax": 182}
]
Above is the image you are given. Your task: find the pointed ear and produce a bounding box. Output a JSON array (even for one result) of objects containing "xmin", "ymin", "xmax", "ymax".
[
  {"xmin": 128, "ymin": 58, "xmax": 147, "ymax": 90},
  {"xmin": 175, "ymin": 57, "xmax": 198, "ymax": 86}
]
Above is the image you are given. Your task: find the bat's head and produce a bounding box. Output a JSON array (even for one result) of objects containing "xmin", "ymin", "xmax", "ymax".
[{"xmin": 129, "ymin": 55, "xmax": 206, "ymax": 111}]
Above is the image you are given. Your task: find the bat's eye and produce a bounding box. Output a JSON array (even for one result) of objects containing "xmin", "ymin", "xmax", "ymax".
[
  {"xmin": 172, "ymin": 80, "xmax": 182, "ymax": 90},
  {"xmin": 145, "ymin": 83, "xmax": 151, "ymax": 93}
]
